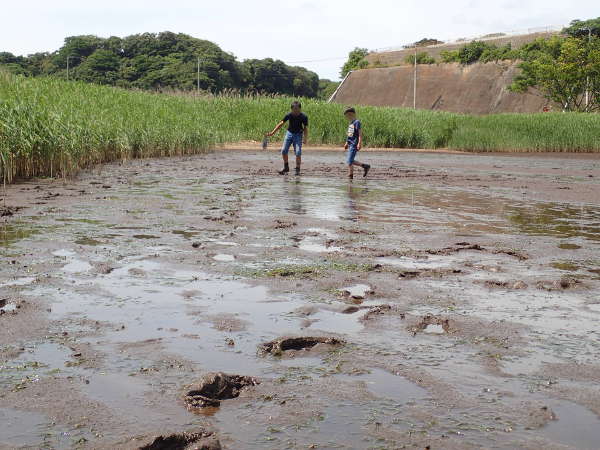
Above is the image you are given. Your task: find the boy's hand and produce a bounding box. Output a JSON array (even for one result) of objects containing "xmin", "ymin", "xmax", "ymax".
[
  {"xmin": 303, "ymin": 137, "xmax": 307, "ymax": 144},
  {"xmin": 266, "ymin": 132, "xmax": 273, "ymax": 137},
  {"xmin": 344, "ymin": 143, "xmax": 349, "ymax": 150},
  {"xmin": 357, "ymin": 144, "xmax": 361, "ymax": 151}
]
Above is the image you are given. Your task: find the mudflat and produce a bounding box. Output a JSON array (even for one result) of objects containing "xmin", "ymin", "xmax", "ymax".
[{"xmin": 1, "ymin": 149, "xmax": 599, "ymax": 449}]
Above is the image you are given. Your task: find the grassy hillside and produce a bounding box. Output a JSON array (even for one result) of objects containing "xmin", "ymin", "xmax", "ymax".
[{"xmin": 1, "ymin": 72, "xmax": 599, "ymax": 183}]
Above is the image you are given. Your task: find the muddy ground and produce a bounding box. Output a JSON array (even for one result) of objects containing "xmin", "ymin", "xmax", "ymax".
[{"xmin": 1, "ymin": 148, "xmax": 600, "ymax": 449}]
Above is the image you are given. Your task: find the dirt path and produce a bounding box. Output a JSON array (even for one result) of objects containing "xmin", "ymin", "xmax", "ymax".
[{"xmin": 1, "ymin": 149, "xmax": 599, "ymax": 449}]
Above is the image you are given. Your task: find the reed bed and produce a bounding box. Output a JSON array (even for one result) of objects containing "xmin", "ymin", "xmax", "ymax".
[{"xmin": 1, "ymin": 71, "xmax": 599, "ymax": 183}]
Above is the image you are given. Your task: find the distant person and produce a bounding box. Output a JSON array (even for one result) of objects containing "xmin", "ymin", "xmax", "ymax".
[
  {"xmin": 266, "ymin": 101, "xmax": 308, "ymax": 176},
  {"xmin": 343, "ymin": 107, "xmax": 370, "ymax": 180}
]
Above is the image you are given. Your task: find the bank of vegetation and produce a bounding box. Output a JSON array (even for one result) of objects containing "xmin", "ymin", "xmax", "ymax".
[
  {"xmin": 345, "ymin": 17, "xmax": 600, "ymax": 112},
  {"xmin": 2, "ymin": 71, "xmax": 600, "ymax": 184}
]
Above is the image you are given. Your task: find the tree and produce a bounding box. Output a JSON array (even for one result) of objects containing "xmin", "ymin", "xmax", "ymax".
[
  {"xmin": 563, "ymin": 18, "xmax": 600, "ymax": 38},
  {"xmin": 510, "ymin": 36, "xmax": 600, "ymax": 112},
  {"xmin": 440, "ymin": 50, "xmax": 460, "ymax": 63},
  {"xmin": 241, "ymin": 58, "xmax": 319, "ymax": 97},
  {"xmin": 340, "ymin": 47, "xmax": 369, "ymax": 78},
  {"xmin": 458, "ymin": 41, "xmax": 493, "ymax": 64},
  {"xmin": 0, "ymin": 32, "xmax": 323, "ymax": 96},
  {"xmin": 405, "ymin": 52, "xmax": 436, "ymax": 65},
  {"xmin": 318, "ymin": 79, "xmax": 339, "ymax": 100},
  {"xmin": 75, "ymin": 49, "xmax": 120, "ymax": 85},
  {"xmin": 409, "ymin": 38, "xmax": 444, "ymax": 48}
]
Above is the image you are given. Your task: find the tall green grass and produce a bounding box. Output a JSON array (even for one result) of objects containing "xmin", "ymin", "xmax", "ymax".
[{"xmin": 1, "ymin": 71, "xmax": 599, "ymax": 183}]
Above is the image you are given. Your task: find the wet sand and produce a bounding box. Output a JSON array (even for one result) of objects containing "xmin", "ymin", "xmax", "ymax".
[{"xmin": 1, "ymin": 149, "xmax": 600, "ymax": 449}]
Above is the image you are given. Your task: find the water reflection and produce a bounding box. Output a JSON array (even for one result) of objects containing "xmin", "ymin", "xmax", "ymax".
[
  {"xmin": 507, "ymin": 203, "xmax": 600, "ymax": 241},
  {"xmin": 344, "ymin": 184, "xmax": 369, "ymax": 222},
  {"xmin": 283, "ymin": 178, "xmax": 306, "ymax": 215}
]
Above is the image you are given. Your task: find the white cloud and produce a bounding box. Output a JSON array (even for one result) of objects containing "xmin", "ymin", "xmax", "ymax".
[{"xmin": 1, "ymin": 0, "xmax": 598, "ymax": 79}]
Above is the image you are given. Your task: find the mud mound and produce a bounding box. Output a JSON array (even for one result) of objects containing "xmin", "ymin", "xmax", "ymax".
[
  {"xmin": 184, "ymin": 372, "xmax": 259, "ymax": 409},
  {"xmin": 481, "ymin": 280, "xmax": 528, "ymax": 290},
  {"xmin": 0, "ymin": 205, "xmax": 23, "ymax": 217},
  {"xmin": 139, "ymin": 430, "xmax": 221, "ymax": 450},
  {"xmin": 360, "ymin": 304, "xmax": 400, "ymax": 322},
  {"xmin": 536, "ymin": 277, "xmax": 582, "ymax": 291},
  {"xmin": 494, "ymin": 248, "xmax": 529, "ymax": 260},
  {"xmin": 0, "ymin": 299, "xmax": 25, "ymax": 316},
  {"xmin": 398, "ymin": 268, "xmax": 462, "ymax": 279},
  {"xmin": 428, "ymin": 242, "xmax": 484, "ymax": 255},
  {"xmin": 259, "ymin": 336, "xmax": 344, "ymax": 356},
  {"xmin": 338, "ymin": 284, "xmax": 374, "ymax": 300},
  {"xmin": 408, "ymin": 315, "xmax": 451, "ymax": 336},
  {"xmin": 273, "ymin": 219, "xmax": 296, "ymax": 229}
]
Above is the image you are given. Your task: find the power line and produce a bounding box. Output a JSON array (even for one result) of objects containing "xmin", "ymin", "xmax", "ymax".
[{"xmin": 285, "ymin": 56, "xmax": 347, "ymax": 64}]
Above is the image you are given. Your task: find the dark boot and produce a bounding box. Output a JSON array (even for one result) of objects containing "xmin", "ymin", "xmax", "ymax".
[
  {"xmin": 294, "ymin": 167, "xmax": 301, "ymax": 176},
  {"xmin": 278, "ymin": 163, "xmax": 289, "ymax": 175},
  {"xmin": 362, "ymin": 164, "xmax": 371, "ymax": 177}
]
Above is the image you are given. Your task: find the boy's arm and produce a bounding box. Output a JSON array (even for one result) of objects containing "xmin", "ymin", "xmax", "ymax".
[
  {"xmin": 357, "ymin": 125, "xmax": 362, "ymax": 150},
  {"xmin": 267, "ymin": 121, "xmax": 285, "ymax": 137},
  {"xmin": 303, "ymin": 125, "xmax": 308, "ymax": 144}
]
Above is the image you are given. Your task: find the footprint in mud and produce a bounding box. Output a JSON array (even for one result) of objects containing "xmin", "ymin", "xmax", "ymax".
[
  {"xmin": 184, "ymin": 372, "xmax": 259, "ymax": 409},
  {"xmin": 408, "ymin": 315, "xmax": 451, "ymax": 336},
  {"xmin": 139, "ymin": 430, "xmax": 221, "ymax": 450},
  {"xmin": 259, "ymin": 336, "xmax": 345, "ymax": 357}
]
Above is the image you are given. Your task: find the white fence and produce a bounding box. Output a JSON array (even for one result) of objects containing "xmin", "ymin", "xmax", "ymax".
[{"xmin": 372, "ymin": 25, "xmax": 564, "ymax": 54}]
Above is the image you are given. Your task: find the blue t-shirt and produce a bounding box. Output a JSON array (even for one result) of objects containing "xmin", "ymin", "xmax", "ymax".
[{"xmin": 346, "ymin": 119, "xmax": 361, "ymax": 146}]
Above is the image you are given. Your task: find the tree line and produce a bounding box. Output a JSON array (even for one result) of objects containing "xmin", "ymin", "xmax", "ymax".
[{"xmin": 0, "ymin": 32, "xmax": 339, "ymax": 99}]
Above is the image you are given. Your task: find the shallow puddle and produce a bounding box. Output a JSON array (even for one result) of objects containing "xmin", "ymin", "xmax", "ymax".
[
  {"xmin": 0, "ymin": 276, "xmax": 36, "ymax": 287},
  {"xmin": 541, "ymin": 402, "xmax": 600, "ymax": 450},
  {"xmin": 339, "ymin": 368, "xmax": 427, "ymax": 403},
  {"xmin": 213, "ymin": 254, "xmax": 235, "ymax": 262},
  {"xmin": 298, "ymin": 239, "xmax": 343, "ymax": 253},
  {"xmin": 424, "ymin": 324, "xmax": 445, "ymax": 334},
  {"xmin": 0, "ymin": 223, "xmax": 38, "ymax": 247},
  {"xmin": 0, "ymin": 408, "xmax": 49, "ymax": 447}
]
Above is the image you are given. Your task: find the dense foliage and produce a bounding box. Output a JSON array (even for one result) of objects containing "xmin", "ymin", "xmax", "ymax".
[
  {"xmin": 340, "ymin": 48, "xmax": 369, "ymax": 77},
  {"xmin": 510, "ymin": 36, "xmax": 600, "ymax": 112},
  {"xmin": 440, "ymin": 41, "xmax": 519, "ymax": 64},
  {"xmin": 410, "ymin": 38, "xmax": 444, "ymax": 48},
  {"xmin": 563, "ymin": 17, "xmax": 600, "ymax": 38},
  {"xmin": 0, "ymin": 32, "xmax": 323, "ymax": 97},
  {"xmin": 2, "ymin": 72, "xmax": 599, "ymax": 183}
]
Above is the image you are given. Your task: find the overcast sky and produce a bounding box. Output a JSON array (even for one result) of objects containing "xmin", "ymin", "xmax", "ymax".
[{"xmin": 2, "ymin": 0, "xmax": 597, "ymax": 80}]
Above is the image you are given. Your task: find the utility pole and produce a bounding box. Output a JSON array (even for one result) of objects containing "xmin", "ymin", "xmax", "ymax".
[
  {"xmin": 66, "ymin": 55, "xmax": 78, "ymax": 81},
  {"xmin": 579, "ymin": 27, "xmax": 593, "ymax": 110},
  {"xmin": 586, "ymin": 28, "xmax": 591, "ymax": 110},
  {"xmin": 197, "ymin": 57, "xmax": 200, "ymax": 93},
  {"xmin": 413, "ymin": 46, "xmax": 417, "ymax": 109}
]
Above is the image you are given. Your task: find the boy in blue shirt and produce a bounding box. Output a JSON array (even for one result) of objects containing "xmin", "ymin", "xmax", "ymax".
[
  {"xmin": 344, "ymin": 107, "xmax": 370, "ymax": 179},
  {"xmin": 266, "ymin": 101, "xmax": 308, "ymax": 176}
]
